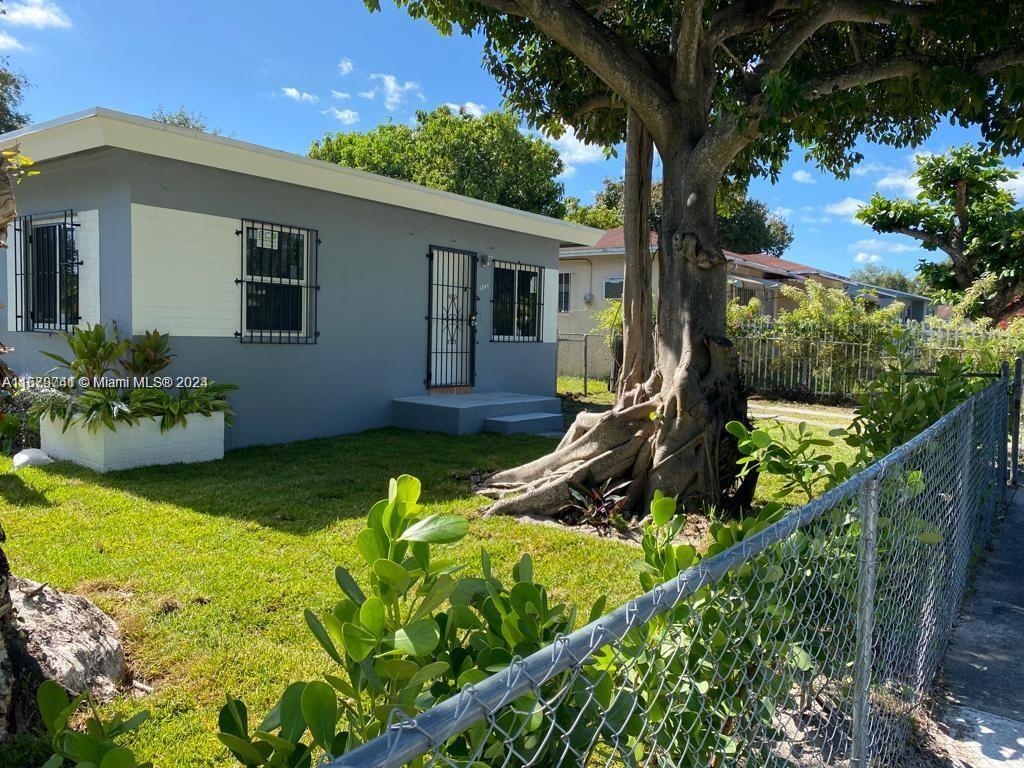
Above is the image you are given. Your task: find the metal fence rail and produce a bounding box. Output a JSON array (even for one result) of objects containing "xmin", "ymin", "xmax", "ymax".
[
  {"xmin": 334, "ymin": 377, "xmax": 1010, "ymax": 768},
  {"xmin": 731, "ymin": 318, "xmax": 1024, "ymax": 401}
]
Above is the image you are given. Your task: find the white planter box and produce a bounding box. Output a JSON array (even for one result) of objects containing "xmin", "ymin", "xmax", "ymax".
[{"xmin": 40, "ymin": 412, "xmax": 225, "ymax": 473}]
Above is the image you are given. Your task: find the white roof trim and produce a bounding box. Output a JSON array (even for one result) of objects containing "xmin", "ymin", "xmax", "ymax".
[{"xmin": 0, "ymin": 107, "xmax": 603, "ymax": 246}]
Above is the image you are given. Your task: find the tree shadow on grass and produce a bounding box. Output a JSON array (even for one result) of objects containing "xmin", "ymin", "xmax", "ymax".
[
  {"xmin": 0, "ymin": 471, "xmax": 53, "ymax": 508},
  {"xmin": 39, "ymin": 428, "xmax": 556, "ymax": 534}
]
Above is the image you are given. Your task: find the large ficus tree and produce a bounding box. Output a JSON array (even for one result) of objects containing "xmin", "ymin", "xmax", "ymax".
[
  {"xmin": 368, "ymin": 0, "xmax": 1024, "ymax": 516},
  {"xmin": 858, "ymin": 145, "xmax": 1024, "ymax": 321}
]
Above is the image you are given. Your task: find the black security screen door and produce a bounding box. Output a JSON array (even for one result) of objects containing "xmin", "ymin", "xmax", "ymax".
[{"xmin": 426, "ymin": 246, "xmax": 477, "ymax": 388}]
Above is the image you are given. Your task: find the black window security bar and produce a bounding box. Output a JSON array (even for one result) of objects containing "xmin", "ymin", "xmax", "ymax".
[
  {"xmin": 426, "ymin": 246, "xmax": 477, "ymax": 388},
  {"xmin": 12, "ymin": 210, "xmax": 81, "ymax": 333},
  {"xmin": 491, "ymin": 259, "xmax": 543, "ymax": 342},
  {"xmin": 235, "ymin": 219, "xmax": 320, "ymax": 344}
]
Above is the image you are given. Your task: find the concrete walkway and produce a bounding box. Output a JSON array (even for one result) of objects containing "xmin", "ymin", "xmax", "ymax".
[{"xmin": 930, "ymin": 489, "xmax": 1024, "ymax": 766}]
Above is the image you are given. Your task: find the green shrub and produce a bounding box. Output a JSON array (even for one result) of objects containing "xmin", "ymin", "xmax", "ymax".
[
  {"xmin": 30, "ymin": 324, "xmax": 236, "ymax": 434},
  {"xmin": 36, "ymin": 680, "xmax": 150, "ymax": 768},
  {"xmin": 846, "ymin": 331, "xmax": 984, "ymax": 460},
  {"xmin": 118, "ymin": 330, "xmax": 174, "ymax": 378},
  {"xmin": 217, "ymin": 475, "xmax": 599, "ymax": 765}
]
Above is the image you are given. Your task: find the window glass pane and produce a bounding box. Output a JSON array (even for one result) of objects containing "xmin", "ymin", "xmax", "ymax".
[
  {"xmin": 246, "ymin": 227, "xmax": 305, "ymax": 280},
  {"xmin": 32, "ymin": 224, "xmax": 59, "ymax": 325},
  {"xmin": 604, "ymin": 280, "xmax": 623, "ymax": 300},
  {"xmin": 492, "ymin": 265, "xmax": 516, "ymax": 337},
  {"xmin": 60, "ymin": 226, "xmax": 79, "ymax": 325},
  {"xmin": 558, "ymin": 273, "xmax": 571, "ymax": 312},
  {"xmin": 516, "ymin": 269, "xmax": 539, "ymax": 339},
  {"xmin": 246, "ymin": 282, "xmax": 303, "ymax": 332}
]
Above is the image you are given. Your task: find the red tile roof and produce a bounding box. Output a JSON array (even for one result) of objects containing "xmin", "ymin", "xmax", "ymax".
[{"xmin": 584, "ymin": 226, "xmax": 822, "ymax": 275}]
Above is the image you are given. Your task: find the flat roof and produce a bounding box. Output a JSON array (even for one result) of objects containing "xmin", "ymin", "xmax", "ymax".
[{"xmin": 0, "ymin": 107, "xmax": 603, "ymax": 246}]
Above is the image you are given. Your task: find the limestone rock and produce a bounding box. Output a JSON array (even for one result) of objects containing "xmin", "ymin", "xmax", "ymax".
[{"xmin": 9, "ymin": 577, "xmax": 125, "ymax": 700}]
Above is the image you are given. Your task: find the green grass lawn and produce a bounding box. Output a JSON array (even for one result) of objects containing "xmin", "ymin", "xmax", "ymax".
[
  {"xmin": 0, "ymin": 429, "xmax": 643, "ymax": 767},
  {"xmin": 557, "ymin": 375, "xmax": 616, "ymax": 405},
  {"xmin": 1, "ymin": 408, "xmax": 857, "ymax": 767}
]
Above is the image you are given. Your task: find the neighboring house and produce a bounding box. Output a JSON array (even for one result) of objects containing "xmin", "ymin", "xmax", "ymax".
[
  {"xmin": 558, "ymin": 227, "xmax": 931, "ymax": 336},
  {"xmin": 0, "ymin": 108, "xmax": 601, "ymax": 447}
]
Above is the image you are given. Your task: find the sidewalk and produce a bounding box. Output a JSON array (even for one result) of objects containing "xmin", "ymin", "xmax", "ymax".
[{"xmin": 927, "ymin": 488, "xmax": 1024, "ymax": 766}]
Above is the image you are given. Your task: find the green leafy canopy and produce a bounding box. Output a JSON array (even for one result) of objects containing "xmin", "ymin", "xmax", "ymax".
[
  {"xmin": 367, "ymin": 1, "xmax": 1024, "ymax": 197},
  {"xmin": 310, "ymin": 105, "xmax": 567, "ymax": 217},
  {"xmin": 857, "ymin": 144, "xmax": 1024, "ymax": 321}
]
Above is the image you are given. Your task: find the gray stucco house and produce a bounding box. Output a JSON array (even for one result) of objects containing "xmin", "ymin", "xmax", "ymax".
[{"xmin": 0, "ymin": 108, "xmax": 600, "ymax": 448}]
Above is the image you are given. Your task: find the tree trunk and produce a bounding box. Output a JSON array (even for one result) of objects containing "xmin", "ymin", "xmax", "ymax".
[
  {"xmin": 617, "ymin": 108, "xmax": 655, "ymax": 398},
  {"xmin": 0, "ymin": 522, "xmax": 12, "ymax": 742},
  {"xmin": 645, "ymin": 150, "xmax": 748, "ymax": 506},
  {"xmin": 480, "ymin": 144, "xmax": 749, "ymax": 517}
]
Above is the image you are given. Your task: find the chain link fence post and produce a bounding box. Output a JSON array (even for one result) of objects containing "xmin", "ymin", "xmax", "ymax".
[
  {"xmin": 583, "ymin": 334, "xmax": 589, "ymax": 396},
  {"xmin": 1011, "ymin": 357, "xmax": 1022, "ymax": 486},
  {"xmin": 852, "ymin": 472, "xmax": 881, "ymax": 768}
]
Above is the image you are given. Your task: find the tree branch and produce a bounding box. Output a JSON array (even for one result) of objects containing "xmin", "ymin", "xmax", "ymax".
[
  {"xmin": 887, "ymin": 225, "xmax": 958, "ymax": 258},
  {"xmin": 756, "ymin": 0, "xmax": 931, "ymax": 81},
  {"xmin": 472, "ymin": 0, "xmax": 527, "ymax": 15},
  {"xmin": 674, "ymin": 0, "xmax": 705, "ymax": 99},
  {"xmin": 504, "ymin": 0, "xmax": 678, "ymax": 139},
  {"xmin": 571, "ymin": 93, "xmax": 622, "ymax": 119},
  {"xmin": 801, "ymin": 48, "xmax": 1024, "ymax": 99},
  {"xmin": 709, "ymin": 0, "xmax": 802, "ymax": 49},
  {"xmin": 953, "ymin": 178, "xmax": 969, "ymax": 252}
]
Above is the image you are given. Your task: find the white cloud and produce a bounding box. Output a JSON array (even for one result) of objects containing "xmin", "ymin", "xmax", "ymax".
[
  {"xmin": 774, "ymin": 206, "xmax": 794, "ymax": 217},
  {"xmin": 877, "ymin": 171, "xmax": 919, "ymax": 198},
  {"xmin": 366, "ymin": 73, "xmax": 424, "ymax": 110},
  {"xmin": 548, "ymin": 127, "xmax": 606, "ymax": 178},
  {"xmin": 2, "ymin": 0, "xmax": 70, "ymax": 28},
  {"xmin": 792, "ymin": 169, "xmax": 816, "ymax": 184},
  {"xmin": 337, "ymin": 57, "xmax": 354, "ymax": 76},
  {"xmin": 825, "ymin": 197, "xmax": 867, "ymax": 221},
  {"xmin": 1000, "ymin": 167, "xmax": 1024, "ymax": 202},
  {"xmin": 853, "ymin": 252, "xmax": 883, "ymax": 264},
  {"xmin": 331, "ymin": 90, "xmax": 351, "ymax": 100},
  {"xmin": 322, "ymin": 107, "xmax": 359, "ymax": 125},
  {"xmin": 848, "ymin": 238, "xmax": 915, "ymax": 254},
  {"xmin": 443, "ymin": 101, "xmax": 487, "ymax": 118},
  {"xmin": 800, "ymin": 215, "xmax": 832, "ymax": 224},
  {"xmin": 280, "ymin": 87, "xmax": 319, "ymax": 104},
  {"xmin": 0, "ymin": 31, "xmax": 25, "ymax": 50},
  {"xmin": 851, "ymin": 161, "xmax": 898, "ymax": 177}
]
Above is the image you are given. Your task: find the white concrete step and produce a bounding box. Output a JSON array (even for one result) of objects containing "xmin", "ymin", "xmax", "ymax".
[
  {"xmin": 393, "ymin": 391, "xmax": 561, "ymax": 435},
  {"xmin": 483, "ymin": 412, "xmax": 564, "ymax": 435}
]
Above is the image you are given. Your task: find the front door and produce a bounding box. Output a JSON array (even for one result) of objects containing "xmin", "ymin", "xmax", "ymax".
[{"xmin": 426, "ymin": 246, "xmax": 477, "ymax": 388}]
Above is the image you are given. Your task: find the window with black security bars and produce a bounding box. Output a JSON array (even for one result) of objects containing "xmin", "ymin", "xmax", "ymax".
[
  {"xmin": 235, "ymin": 219, "xmax": 320, "ymax": 344},
  {"xmin": 11, "ymin": 210, "xmax": 81, "ymax": 332},
  {"xmin": 491, "ymin": 259, "xmax": 543, "ymax": 342},
  {"xmin": 558, "ymin": 272, "xmax": 571, "ymax": 312}
]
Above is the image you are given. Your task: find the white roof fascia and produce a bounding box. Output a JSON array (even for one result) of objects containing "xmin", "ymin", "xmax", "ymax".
[{"xmin": 0, "ymin": 107, "xmax": 603, "ymax": 246}]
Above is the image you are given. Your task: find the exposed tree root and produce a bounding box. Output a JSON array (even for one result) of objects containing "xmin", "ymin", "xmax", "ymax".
[
  {"xmin": 480, "ymin": 398, "xmax": 660, "ymax": 517},
  {"xmin": 480, "ymin": 337, "xmax": 750, "ymax": 519}
]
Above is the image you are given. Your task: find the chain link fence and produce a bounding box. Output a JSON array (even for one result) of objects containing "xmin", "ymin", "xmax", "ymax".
[
  {"xmin": 557, "ymin": 334, "xmax": 616, "ymax": 395},
  {"xmin": 333, "ymin": 376, "xmax": 1012, "ymax": 768}
]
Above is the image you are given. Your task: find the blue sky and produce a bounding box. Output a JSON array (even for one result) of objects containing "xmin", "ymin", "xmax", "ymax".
[{"xmin": 4, "ymin": 0, "xmax": 1023, "ymax": 277}]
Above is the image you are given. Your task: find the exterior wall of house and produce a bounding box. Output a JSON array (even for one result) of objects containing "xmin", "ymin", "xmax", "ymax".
[
  {"xmin": 1, "ymin": 149, "xmax": 562, "ymax": 449},
  {"xmin": 1, "ymin": 148, "xmax": 133, "ymax": 365},
  {"xmin": 556, "ymin": 249, "xmax": 932, "ymax": 342},
  {"xmin": 556, "ymin": 252, "xmax": 790, "ymax": 335},
  {"xmin": 557, "ymin": 253, "xmax": 634, "ymax": 316}
]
